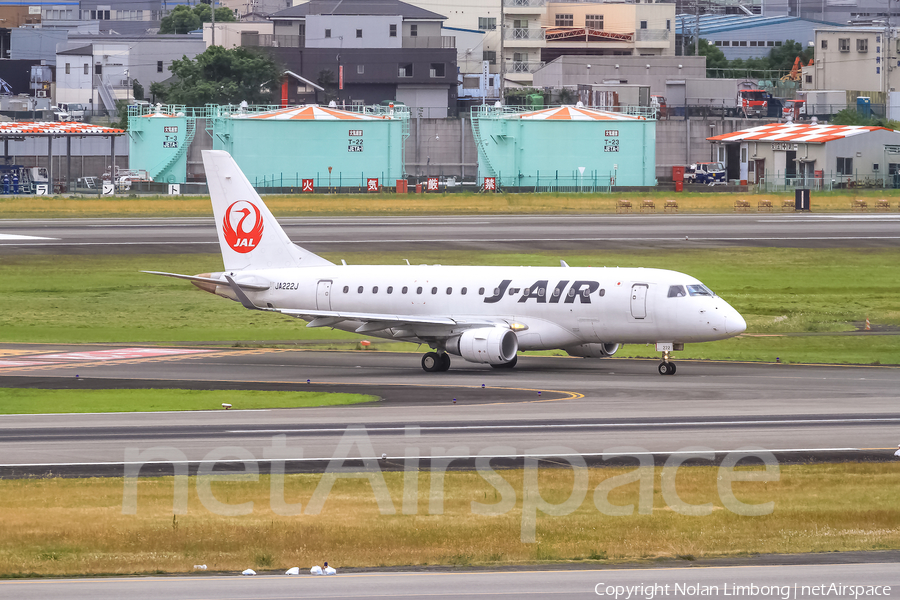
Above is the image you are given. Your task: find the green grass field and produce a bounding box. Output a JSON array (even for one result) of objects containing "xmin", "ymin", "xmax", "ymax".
[
  {"xmin": 0, "ymin": 389, "xmax": 376, "ymax": 414},
  {"xmin": 0, "ymin": 188, "xmax": 899, "ymax": 218},
  {"xmin": 0, "ymin": 248, "xmax": 897, "ymax": 365},
  {"xmin": 1, "ymin": 463, "xmax": 898, "ymax": 576}
]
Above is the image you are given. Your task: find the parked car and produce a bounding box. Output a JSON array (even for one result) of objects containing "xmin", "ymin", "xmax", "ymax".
[
  {"xmin": 685, "ymin": 162, "xmax": 726, "ymax": 185},
  {"xmin": 650, "ymin": 95, "xmax": 667, "ymax": 120}
]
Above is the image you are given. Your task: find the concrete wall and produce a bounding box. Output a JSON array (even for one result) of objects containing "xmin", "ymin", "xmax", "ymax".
[
  {"xmin": 306, "ymin": 14, "xmax": 401, "ymax": 49},
  {"xmin": 534, "ymin": 55, "xmax": 706, "ymax": 96}
]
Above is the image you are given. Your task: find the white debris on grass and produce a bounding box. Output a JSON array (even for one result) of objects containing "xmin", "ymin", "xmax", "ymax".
[
  {"xmin": 285, "ymin": 567, "xmax": 300, "ymax": 575},
  {"xmin": 242, "ymin": 569, "xmax": 256, "ymax": 576},
  {"xmin": 193, "ymin": 564, "xmax": 207, "ymax": 570},
  {"xmin": 310, "ymin": 565, "xmax": 323, "ymax": 575},
  {"xmin": 324, "ymin": 565, "xmax": 337, "ymax": 575}
]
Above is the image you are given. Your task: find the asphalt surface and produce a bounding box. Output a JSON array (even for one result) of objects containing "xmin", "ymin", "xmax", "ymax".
[
  {"xmin": 3, "ymin": 561, "xmax": 899, "ymax": 599},
  {"xmin": 1, "ymin": 346, "xmax": 898, "ymax": 477},
  {"xmin": 3, "ymin": 213, "xmax": 900, "ymax": 255}
]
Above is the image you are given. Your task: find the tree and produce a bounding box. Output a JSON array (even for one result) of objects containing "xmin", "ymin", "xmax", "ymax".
[
  {"xmin": 151, "ymin": 46, "xmax": 281, "ymax": 106},
  {"xmin": 192, "ymin": 3, "xmax": 236, "ymax": 24},
  {"xmin": 686, "ymin": 39, "xmax": 728, "ymax": 77},
  {"xmin": 159, "ymin": 5, "xmax": 200, "ymax": 34},
  {"xmin": 316, "ymin": 69, "xmax": 337, "ymax": 102},
  {"xmin": 132, "ymin": 79, "xmax": 144, "ymax": 101}
]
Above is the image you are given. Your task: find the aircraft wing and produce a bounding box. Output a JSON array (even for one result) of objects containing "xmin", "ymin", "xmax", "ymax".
[{"xmin": 223, "ymin": 275, "xmax": 501, "ymax": 334}]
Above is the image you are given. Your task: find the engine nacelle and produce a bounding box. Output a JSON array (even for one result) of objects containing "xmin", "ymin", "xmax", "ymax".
[
  {"xmin": 565, "ymin": 343, "xmax": 620, "ymax": 358},
  {"xmin": 448, "ymin": 327, "xmax": 518, "ymax": 365}
]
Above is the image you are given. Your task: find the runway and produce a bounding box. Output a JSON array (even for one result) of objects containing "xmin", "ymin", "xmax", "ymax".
[
  {"xmin": 3, "ymin": 560, "xmax": 899, "ymax": 600},
  {"xmin": 3, "ymin": 212, "xmax": 900, "ymax": 255},
  {"xmin": 1, "ymin": 345, "xmax": 897, "ymax": 477}
]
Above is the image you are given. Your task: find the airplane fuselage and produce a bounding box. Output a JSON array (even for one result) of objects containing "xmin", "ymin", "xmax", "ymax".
[{"xmin": 206, "ymin": 265, "xmax": 745, "ymax": 350}]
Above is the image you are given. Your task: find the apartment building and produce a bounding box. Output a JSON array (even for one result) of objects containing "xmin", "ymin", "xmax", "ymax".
[
  {"xmin": 803, "ymin": 26, "xmax": 899, "ymax": 96},
  {"xmin": 260, "ymin": 0, "xmax": 457, "ymax": 116},
  {"xmin": 410, "ymin": 0, "xmax": 674, "ymax": 89}
]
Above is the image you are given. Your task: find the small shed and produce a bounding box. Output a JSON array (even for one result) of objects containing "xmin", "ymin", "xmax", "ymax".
[
  {"xmin": 707, "ymin": 122, "xmax": 900, "ymax": 188},
  {"xmin": 472, "ymin": 105, "xmax": 656, "ymax": 190}
]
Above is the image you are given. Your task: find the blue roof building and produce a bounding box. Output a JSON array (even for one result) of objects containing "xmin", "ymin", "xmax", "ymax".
[{"xmin": 676, "ymin": 14, "xmax": 841, "ymax": 60}]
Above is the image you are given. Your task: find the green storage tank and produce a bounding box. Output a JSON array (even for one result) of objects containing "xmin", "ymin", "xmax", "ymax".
[
  {"xmin": 211, "ymin": 104, "xmax": 408, "ymax": 189},
  {"xmin": 128, "ymin": 105, "xmax": 194, "ymax": 184},
  {"xmin": 472, "ymin": 105, "xmax": 656, "ymax": 190}
]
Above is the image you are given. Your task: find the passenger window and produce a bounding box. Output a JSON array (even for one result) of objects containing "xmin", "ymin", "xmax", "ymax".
[
  {"xmin": 478, "ymin": 287, "xmax": 485, "ymax": 295},
  {"xmin": 493, "ymin": 287, "xmax": 499, "ymax": 296},
  {"xmin": 687, "ymin": 284, "xmax": 714, "ymax": 297},
  {"xmin": 461, "ymin": 287, "xmax": 467, "ymax": 295},
  {"xmin": 402, "ymin": 286, "xmax": 408, "ymax": 294},
  {"xmin": 538, "ymin": 287, "xmax": 545, "ymax": 297},
  {"xmin": 446, "ymin": 287, "xmax": 452, "ymax": 294},
  {"xmin": 431, "ymin": 287, "xmax": 438, "ymax": 294},
  {"xmin": 343, "ymin": 286, "xmax": 349, "ymax": 293},
  {"xmin": 598, "ymin": 289, "xmax": 605, "ymax": 297},
  {"xmin": 372, "ymin": 286, "xmax": 378, "ymax": 294},
  {"xmin": 417, "ymin": 287, "xmax": 423, "ymax": 294},
  {"xmin": 668, "ymin": 285, "xmax": 686, "ymax": 298},
  {"xmin": 387, "ymin": 286, "xmax": 393, "ymax": 294},
  {"xmin": 552, "ymin": 289, "xmax": 560, "ymax": 297},
  {"xmin": 357, "ymin": 286, "xmax": 363, "ymax": 293}
]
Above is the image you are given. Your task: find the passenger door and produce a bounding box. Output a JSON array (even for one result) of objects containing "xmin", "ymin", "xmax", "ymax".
[
  {"xmin": 630, "ymin": 284, "xmax": 648, "ymax": 319},
  {"xmin": 316, "ymin": 280, "xmax": 332, "ymax": 310}
]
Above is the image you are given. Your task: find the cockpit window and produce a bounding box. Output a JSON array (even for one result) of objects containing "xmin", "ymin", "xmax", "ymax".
[
  {"xmin": 667, "ymin": 285, "xmax": 686, "ymax": 298},
  {"xmin": 687, "ymin": 284, "xmax": 715, "ymax": 297}
]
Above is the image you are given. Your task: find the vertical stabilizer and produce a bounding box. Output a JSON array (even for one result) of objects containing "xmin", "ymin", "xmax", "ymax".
[{"xmin": 202, "ymin": 150, "xmax": 333, "ymax": 271}]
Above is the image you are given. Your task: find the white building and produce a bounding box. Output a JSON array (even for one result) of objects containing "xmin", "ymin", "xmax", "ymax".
[
  {"xmin": 55, "ymin": 35, "xmax": 205, "ymax": 110},
  {"xmin": 803, "ymin": 26, "xmax": 899, "ymax": 102}
]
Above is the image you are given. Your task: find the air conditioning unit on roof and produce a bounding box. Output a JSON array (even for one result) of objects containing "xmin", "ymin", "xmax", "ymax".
[{"xmin": 37, "ymin": 90, "xmax": 47, "ymax": 98}]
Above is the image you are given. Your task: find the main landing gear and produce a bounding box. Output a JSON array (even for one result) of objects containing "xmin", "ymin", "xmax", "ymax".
[
  {"xmin": 422, "ymin": 351, "xmax": 451, "ymax": 372},
  {"xmin": 658, "ymin": 350, "xmax": 677, "ymax": 376}
]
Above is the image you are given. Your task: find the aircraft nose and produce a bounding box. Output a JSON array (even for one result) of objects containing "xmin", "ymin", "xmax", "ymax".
[{"xmin": 725, "ymin": 309, "xmax": 747, "ymax": 335}]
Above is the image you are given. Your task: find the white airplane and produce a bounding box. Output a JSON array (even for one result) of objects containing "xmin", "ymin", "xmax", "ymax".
[{"xmin": 146, "ymin": 150, "xmax": 746, "ymax": 375}]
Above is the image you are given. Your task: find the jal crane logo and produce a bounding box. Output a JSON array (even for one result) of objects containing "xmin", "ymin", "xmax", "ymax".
[{"xmin": 223, "ymin": 201, "xmax": 264, "ymax": 253}]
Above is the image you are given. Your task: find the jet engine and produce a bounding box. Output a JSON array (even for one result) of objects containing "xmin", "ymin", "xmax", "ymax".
[
  {"xmin": 565, "ymin": 343, "xmax": 620, "ymax": 358},
  {"xmin": 447, "ymin": 327, "xmax": 518, "ymax": 365}
]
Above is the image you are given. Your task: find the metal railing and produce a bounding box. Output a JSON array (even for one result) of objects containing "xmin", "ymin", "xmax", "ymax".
[
  {"xmin": 504, "ymin": 28, "xmax": 546, "ymax": 40},
  {"xmin": 502, "ymin": 0, "xmax": 546, "ymax": 7},
  {"xmin": 760, "ymin": 171, "xmax": 900, "ymax": 192},
  {"xmin": 634, "ymin": 29, "xmax": 670, "ymax": 42},
  {"xmin": 243, "ymin": 34, "xmax": 302, "ymax": 48},
  {"xmin": 402, "ymin": 35, "xmax": 456, "ymax": 49},
  {"xmin": 510, "ymin": 60, "xmax": 546, "ymax": 73}
]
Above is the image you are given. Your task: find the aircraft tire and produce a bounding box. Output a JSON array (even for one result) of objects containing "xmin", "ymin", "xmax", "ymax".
[
  {"xmin": 438, "ymin": 353, "xmax": 451, "ymax": 371},
  {"xmin": 490, "ymin": 355, "xmax": 518, "ymax": 369},
  {"xmin": 422, "ymin": 352, "xmax": 441, "ymax": 372},
  {"xmin": 658, "ymin": 362, "xmax": 671, "ymax": 375},
  {"xmin": 669, "ymin": 362, "xmax": 677, "ymax": 375}
]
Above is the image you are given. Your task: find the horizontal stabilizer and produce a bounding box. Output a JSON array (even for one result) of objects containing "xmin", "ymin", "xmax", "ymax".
[{"xmin": 143, "ymin": 271, "xmax": 270, "ymax": 291}]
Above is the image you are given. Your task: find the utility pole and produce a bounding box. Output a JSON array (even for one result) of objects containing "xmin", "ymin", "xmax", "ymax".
[
  {"xmin": 211, "ymin": 0, "xmax": 215, "ymax": 46},
  {"xmin": 498, "ymin": 0, "xmax": 504, "ymax": 104},
  {"xmin": 694, "ymin": 1, "xmax": 700, "ymax": 57}
]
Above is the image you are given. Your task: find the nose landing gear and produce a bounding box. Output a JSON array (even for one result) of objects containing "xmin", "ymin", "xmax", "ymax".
[{"xmin": 658, "ymin": 350, "xmax": 677, "ymax": 376}]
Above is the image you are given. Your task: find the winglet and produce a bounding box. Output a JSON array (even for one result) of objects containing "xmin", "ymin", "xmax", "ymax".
[
  {"xmin": 560, "ymin": 260, "xmax": 570, "ymax": 267},
  {"xmin": 224, "ymin": 274, "xmax": 264, "ymax": 311}
]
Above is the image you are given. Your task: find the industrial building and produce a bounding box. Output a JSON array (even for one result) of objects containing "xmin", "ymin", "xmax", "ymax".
[
  {"xmin": 707, "ymin": 122, "xmax": 900, "ymax": 189},
  {"xmin": 472, "ymin": 104, "xmax": 656, "ymax": 190}
]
